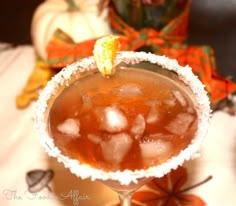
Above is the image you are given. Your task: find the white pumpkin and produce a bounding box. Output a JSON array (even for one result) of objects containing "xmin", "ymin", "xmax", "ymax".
[{"xmin": 31, "ymin": 0, "xmax": 112, "ymax": 59}]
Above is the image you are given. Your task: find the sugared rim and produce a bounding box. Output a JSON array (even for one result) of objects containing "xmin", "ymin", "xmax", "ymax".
[{"xmin": 34, "ymin": 51, "xmax": 211, "ymax": 185}]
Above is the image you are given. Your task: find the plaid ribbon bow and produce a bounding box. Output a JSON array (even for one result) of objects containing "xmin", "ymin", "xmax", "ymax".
[{"xmin": 16, "ymin": 0, "xmax": 236, "ymax": 108}]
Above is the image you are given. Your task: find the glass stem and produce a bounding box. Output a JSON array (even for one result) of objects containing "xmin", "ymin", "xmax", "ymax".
[{"xmin": 118, "ymin": 191, "xmax": 133, "ymax": 206}]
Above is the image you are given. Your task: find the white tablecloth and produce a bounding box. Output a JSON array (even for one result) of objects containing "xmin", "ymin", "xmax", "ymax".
[{"xmin": 0, "ymin": 45, "xmax": 236, "ymax": 206}]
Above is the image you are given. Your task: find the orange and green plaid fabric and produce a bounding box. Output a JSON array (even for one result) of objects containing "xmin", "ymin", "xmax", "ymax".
[{"xmin": 45, "ymin": 0, "xmax": 236, "ymax": 105}]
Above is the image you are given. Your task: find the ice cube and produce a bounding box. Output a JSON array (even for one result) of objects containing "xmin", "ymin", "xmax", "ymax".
[
  {"xmin": 57, "ymin": 118, "xmax": 80, "ymax": 136},
  {"xmin": 115, "ymin": 85, "xmax": 143, "ymax": 98},
  {"xmin": 130, "ymin": 114, "xmax": 145, "ymax": 137},
  {"xmin": 81, "ymin": 95, "xmax": 93, "ymax": 113},
  {"xmin": 87, "ymin": 134, "xmax": 102, "ymax": 144},
  {"xmin": 97, "ymin": 106, "xmax": 128, "ymax": 133},
  {"xmin": 146, "ymin": 104, "xmax": 159, "ymax": 124},
  {"xmin": 100, "ymin": 133, "xmax": 133, "ymax": 164},
  {"xmin": 145, "ymin": 100, "xmax": 160, "ymax": 106},
  {"xmin": 140, "ymin": 139, "xmax": 172, "ymax": 162},
  {"xmin": 145, "ymin": 133, "xmax": 174, "ymax": 141},
  {"xmin": 187, "ymin": 106, "xmax": 195, "ymax": 114},
  {"xmin": 164, "ymin": 98, "xmax": 176, "ymax": 107},
  {"xmin": 165, "ymin": 113, "xmax": 194, "ymax": 135},
  {"xmin": 145, "ymin": 100, "xmax": 160, "ymax": 124},
  {"xmin": 172, "ymin": 90, "xmax": 187, "ymax": 107}
]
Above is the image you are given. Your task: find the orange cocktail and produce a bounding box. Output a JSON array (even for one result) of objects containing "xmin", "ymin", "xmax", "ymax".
[
  {"xmin": 48, "ymin": 64, "xmax": 198, "ymax": 172},
  {"xmin": 35, "ymin": 36, "xmax": 210, "ymax": 205}
]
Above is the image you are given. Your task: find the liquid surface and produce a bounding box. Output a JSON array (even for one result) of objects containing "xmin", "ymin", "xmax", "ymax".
[{"xmin": 48, "ymin": 68, "xmax": 198, "ymax": 171}]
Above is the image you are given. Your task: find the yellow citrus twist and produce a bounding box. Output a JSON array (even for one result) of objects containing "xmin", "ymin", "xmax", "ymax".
[{"xmin": 93, "ymin": 35, "xmax": 119, "ymax": 77}]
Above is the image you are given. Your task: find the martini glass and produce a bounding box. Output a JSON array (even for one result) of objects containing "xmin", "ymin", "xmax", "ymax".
[{"xmin": 35, "ymin": 51, "xmax": 211, "ymax": 205}]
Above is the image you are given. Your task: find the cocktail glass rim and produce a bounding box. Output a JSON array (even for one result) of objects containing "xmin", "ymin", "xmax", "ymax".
[{"xmin": 34, "ymin": 51, "xmax": 211, "ymax": 186}]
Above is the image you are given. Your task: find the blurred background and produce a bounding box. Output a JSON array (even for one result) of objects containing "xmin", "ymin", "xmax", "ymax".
[{"xmin": 0, "ymin": 0, "xmax": 235, "ymax": 80}]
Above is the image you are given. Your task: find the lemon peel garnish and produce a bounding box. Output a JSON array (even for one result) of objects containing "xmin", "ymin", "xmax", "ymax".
[{"xmin": 93, "ymin": 35, "xmax": 119, "ymax": 77}]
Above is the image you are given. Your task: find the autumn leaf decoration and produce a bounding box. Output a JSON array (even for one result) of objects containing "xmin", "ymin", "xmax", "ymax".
[{"xmin": 116, "ymin": 166, "xmax": 212, "ymax": 206}]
